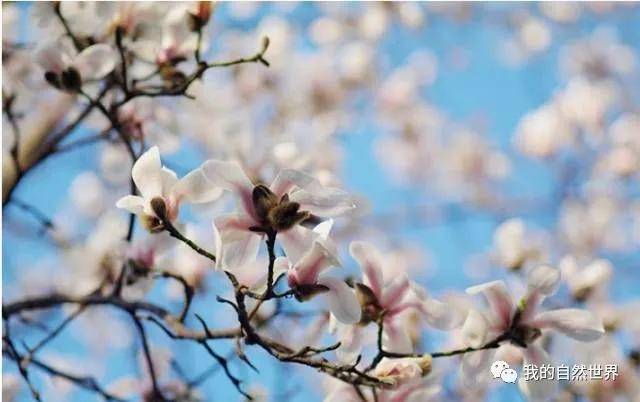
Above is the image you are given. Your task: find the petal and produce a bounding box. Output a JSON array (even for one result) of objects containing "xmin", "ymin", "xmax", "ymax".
[
  {"xmin": 202, "ymin": 160, "xmax": 256, "ymax": 219},
  {"xmin": 290, "ymin": 239, "xmax": 338, "ymax": 285},
  {"xmin": 382, "ymin": 318, "xmax": 413, "ymax": 354},
  {"xmin": 460, "ymin": 348, "xmax": 494, "ymax": 387},
  {"xmin": 273, "ymin": 170, "xmax": 355, "ymax": 216},
  {"xmin": 216, "ymin": 214, "xmax": 262, "ymax": 270},
  {"xmin": 33, "ymin": 40, "xmax": 66, "ymax": 73},
  {"xmin": 318, "ymin": 276, "xmax": 361, "ymax": 324},
  {"xmin": 279, "ymin": 225, "xmax": 314, "ymax": 264},
  {"xmin": 160, "ymin": 167, "xmax": 178, "ymax": 197},
  {"xmin": 466, "ymin": 280, "xmax": 513, "ymax": 331},
  {"xmin": 380, "ymin": 275, "xmax": 411, "ymax": 309},
  {"xmin": 349, "ymin": 241, "xmax": 384, "ymax": 299},
  {"xmin": 519, "ymin": 344, "xmax": 558, "ymax": 401},
  {"xmin": 211, "ymin": 218, "xmax": 223, "ymax": 270},
  {"xmin": 529, "ymin": 309, "xmax": 605, "ymax": 342},
  {"xmin": 132, "ymin": 146, "xmax": 163, "ymax": 199},
  {"xmin": 526, "ymin": 264, "xmax": 561, "ymax": 296},
  {"xmin": 115, "ymin": 195, "xmax": 145, "ymax": 214},
  {"xmin": 171, "ymin": 168, "xmax": 223, "ymax": 204},
  {"xmin": 420, "ymin": 297, "xmax": 463, "ymax": 330},
  {"xmin": 461, "ymin": 309, "xmax": 488, "ymax": 348},
  {"xmin": 73, "ymin": 44, "xmax": 116, "ymax": 80}
]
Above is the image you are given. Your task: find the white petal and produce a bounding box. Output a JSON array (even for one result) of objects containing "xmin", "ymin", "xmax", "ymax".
[
  {"xmin": 211, "ymin": 218, "xmax": 223, "ymax": 270},
  {"xmin": 460, "ymin": 348, "xmax": 494, "ymax": 387},
  {"xmin": 466, "ymin": 280, "xmax": 513, "ymax": 331},
  {"xmin": 216, "ymin": 214, "xmax": 262, "ymax": 270},
  {"xmin": 382, "ymin": 318, "xmax": 413, "ymax": 354},
  {"xmin": 202, "ymin": 160, "xmax": 256, "ymax": 218},
  {"xmin": 318, "ymin": 276, "xmax": 361, "ymax": 325},
  {"xmin": 519, "ymin": 344, "xmax": 558, "ymax": 401},
  {"xmin": 33, "ymin": 40, "xmax": 67, "ymax": 73},
  {"xmin": 279, "ymin": 225, "xmax": 314, "ymax": 264},
  {"xmin": 461, "ymin": 309, "xmax": 488, "ymax": 348},
  {"xmin": 171, "ymin": 168, "xmax": 223, "ymax": 204},
  {"xmin": 160, "ymin": 167, "xmax": 178, "ymax": 197},
  {"xmin": 115, "ymin": 195, "xmax": 145, "ymax": 214},
  {"xmin": 530, "ymin": 309, "xmax": 605, "ymax": 342},
  {"xmin": 526, "ymin": 264, "xmax": 561, "ymax": 296},
  {"xmin": 73, "ymin": 44, "xmax": 116, "ymax": 80},
  {"xmin": 290, "ymin": 239, "xmax": 338, "ymax": 285},
  {"xmin": 349, "ymin": 241, "xmax": 384, "ymax": 299},
  {"xmin": 132, "ymin": 146, "xmax": 163, "ymax": 199},
  {"xmin": 273, "ymin": 169, "xmax": 355, "ymax": 216},
  {"xmin": 380, "ymin": 275, "xmax": 411, "ymax": 308},
  {"xmin": 420, "ymin": 297, "xmax": 463, "ymax": 330}
]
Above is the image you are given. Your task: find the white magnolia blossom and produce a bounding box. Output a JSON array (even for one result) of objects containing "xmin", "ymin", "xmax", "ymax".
[
  {"xmin": 116, "ymin": 146, "xmax": 221, "ymax": 229},
  {"xmin": 34, "ymin": 39, "xmax": 116, "ymax": 90},
  {"xmin": 461, "ymin": 264, "xmax": 605, "ymax": 400},
  {"xmin": 203, "ymin": 159, "xmax": 355, "ymax": 268}
]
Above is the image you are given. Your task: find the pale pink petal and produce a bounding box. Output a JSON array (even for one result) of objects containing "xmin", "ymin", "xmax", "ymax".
[
  {"xmin": 466, "ymin": 280, "xmax": 513, "ymax": 331},
  {"xmin": 202, "ymin": 160, "xmax": 256, "ymax": 219},
  {"xmin": 279, "ymin": 225, "xmax": 314, "ymax": 264},
  {"xmin": 460, "ymin": 348, "xmax": 494, "ymax": 386},
  {"xmin": 461, "ymin": 309, "xmax": 488, "ymax": 348},
  {"xmin": 115, "ymin": 195, "xmax": 145, "ymax": 215},
  {"xmin": 289, "ymin": 240, "xmax": 337, "ymax": 285},
  {"xmin": 382, "ymin": 318, "xmax": 413, "ymax": 354},
  {"xmin": 380, "ymin": 275, "xmax": 411, "ymax": 309},
  {"xmin": 132, "ymin": 146, "xmax": 163, "ymax": 199},
  {"xmin": 160, "ymin": 167, "xmax": 178, "ymax": 196},
  {"xmin": 33, "ymin": 40, "xmax": 67, "ymax": 73},
  {"xmin": 318, "ymin": 276, "xmax": 361, "ymax": 324},
  {"xmin": 273, "ymin": 170, "xmax": 355, "ymax": 216},
  {"xmin": 519, "ymin": 343, "xmax": 558, "ymax": 401},
  {"xmin": 526, "ymin": 264, "xmax": 561, "ymax": 296},
  {"xmin": 216, "ymin": 214, "xmax": 262, "ymax": 269},
  {"xmin": 419, "ymin": 297, "xmax": 463, "ymax": 330},
  {"xmin": 349, "ymin": 241, "xmax": 384, "ymax": 299},
  {"xmin": 270, "ymin": 169, "xmax": 312, "ymax": 197},
  {"xmin": 529, "ymin": 309, "xmax": 605, "ymax": 342},
  {"xmin": 171, "ymin": 168, "xmax": 223, "ymax": 204},
  {"xmin": 73, "ymin": 44, "xmax": 116, "ymax": 80}
]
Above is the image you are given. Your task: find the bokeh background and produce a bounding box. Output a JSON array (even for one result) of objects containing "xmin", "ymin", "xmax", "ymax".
[{"xmin": 3, "ymin": 2, "xmax": 640, "ymax": 401}]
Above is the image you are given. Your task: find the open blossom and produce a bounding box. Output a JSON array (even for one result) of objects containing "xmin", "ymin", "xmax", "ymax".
[
  {"xmin": 116, "ymin": 146, "xmax": 222, "ymax": 231},
  {"xmin": 347, "ymin": 241, "xmax": 462, "ymax": 354},
  {"xmin": 279, "ymin": 221, "xmax": 361, "ymax": 324},
  {"xmin": 492, "ymin": 218, "xmax": 543, "ymax": 270},
  {"xmin": 202, "ymin": 160, "xmax": 354, "ymax": 268},
  {"xmin": 34, "ymin": 40, "xmax": 115, "ymax": 91},
  {"xmin": 461, "ymin": 264, "xmax": 605, "ymax": 400}
]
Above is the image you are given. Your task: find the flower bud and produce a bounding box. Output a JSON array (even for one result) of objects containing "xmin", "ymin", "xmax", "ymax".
[{"xmin": 374, "ymin": 355, "xmax": 432, "ymax": 388}]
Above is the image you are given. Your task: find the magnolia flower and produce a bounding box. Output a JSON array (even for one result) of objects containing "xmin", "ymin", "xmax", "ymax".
[
  {"xmin": 116, "ymin": 146, "xmax": 221, "ymax": 231},
  {"xmin": 281, "ymin": 221, "xmax": 361, "ymax": 324},
  {"xmin": 202, "ymin": 160, "xmax": 354, "ymax": 268},
  {"xmin": 461, "ymin": 264, "xmax": 605, "ymax": 400},
  {"xmin": 559, "ymin": 255, "xmax": 612, "ymax": 302},
  {"xmin": 348, "ymin": 241, "xmax": 461, "ymax": 354},
  {"xmin": 34, "ymin": 40, "xmax": 115, "ymax": 91},
  {"xmin": 493, "ymin": 218, "xmax": 542, "ymax": 270}
]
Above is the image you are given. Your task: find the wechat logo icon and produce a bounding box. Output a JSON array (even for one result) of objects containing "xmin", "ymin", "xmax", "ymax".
[{"xmin": 491, "ymin": 360, "xmax": 518, "ymax": 383}]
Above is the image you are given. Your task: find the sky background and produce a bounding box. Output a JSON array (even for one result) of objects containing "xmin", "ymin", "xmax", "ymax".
[{"xmin": 3, "ymin": 3, "xmax": 640, "ymax": 402}]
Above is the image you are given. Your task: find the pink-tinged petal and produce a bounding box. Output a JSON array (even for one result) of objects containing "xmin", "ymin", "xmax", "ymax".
[
  {"xmin": 171, "ymin": 168, "xmax": 223, "ymax": 204},
  {"xmin": 290, "ymin": 239, "xmax": 337, "ymax": 285},
  {"xmin": 279, "ymin": 225, "xmax": 314, "ymax": 264},
  {"xmin": 33, "ymin": 40, "xmax": 67, "ymax": 73},
  {"xmin": 460, "ymin": 348, "xmax": 494, "ymax": 387},
  {"xmin": 466, "ymin": 280, "xmax": 513, "ymax": 331},
  {"xmin": 73, "ymin": 44, "xmax": 116, "ymax": 80},
  {"xmin": 216, "ymin": 214, "xmax": 262, "ymax": 270},
  {"xmin": 211, "ymin": 218, "xmax": 223, "ymax": 270},
  {"xmin": 461, "ymin": 309, "xmax": 488, "ymax": 348},
  {"xmin": 381, "ymin": 275, "xmax": 411, "ymax": 309},
  {"xmin": 526, "ymin": 264, "xmax": 561, "ymax": 296},
  {"xmin": 289, "ymin": 187, "xmax": 355, "ymax": 217},
  {"xmin": 317, "ymin": 276, "xmax": 361, "ymax": 324},
  {"xmin": 202, "ymin": 160, "xmax": 256, "ymax": 219},
  {"xmin": 270, "ymin": 169, "xmax": 312, "ymax": 198},
  {"xmin": 160, "ymin": 167, "xmax": 178, "ymax": 196},
  {"xmin": 132, "ymin": 146, "xmax": 163, "ymax": 199},
  {"xmin": 382, "ymin": 318, "xmax": 413, "ymax": 354},
  {"xmin": 409, "ymin": 284, "xmax": 463, "ymax": 330},
  {"xmin": 272, "ymin": 170, "xmax": 355, "ymax": 217},
  {"xmin": 349, "ymin": 241, "xmax": 384, "ymax": 299},
  {"xmin": 530, "ymin": 309, "xmax": 605, "ymax": 342},
  {"xmin": 116, "ymin": 195, "xmax": 145, "ymax": 215},
  {"xmin": 519, "ymin": 343, "xmax": 558, "ymax": 401}
]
